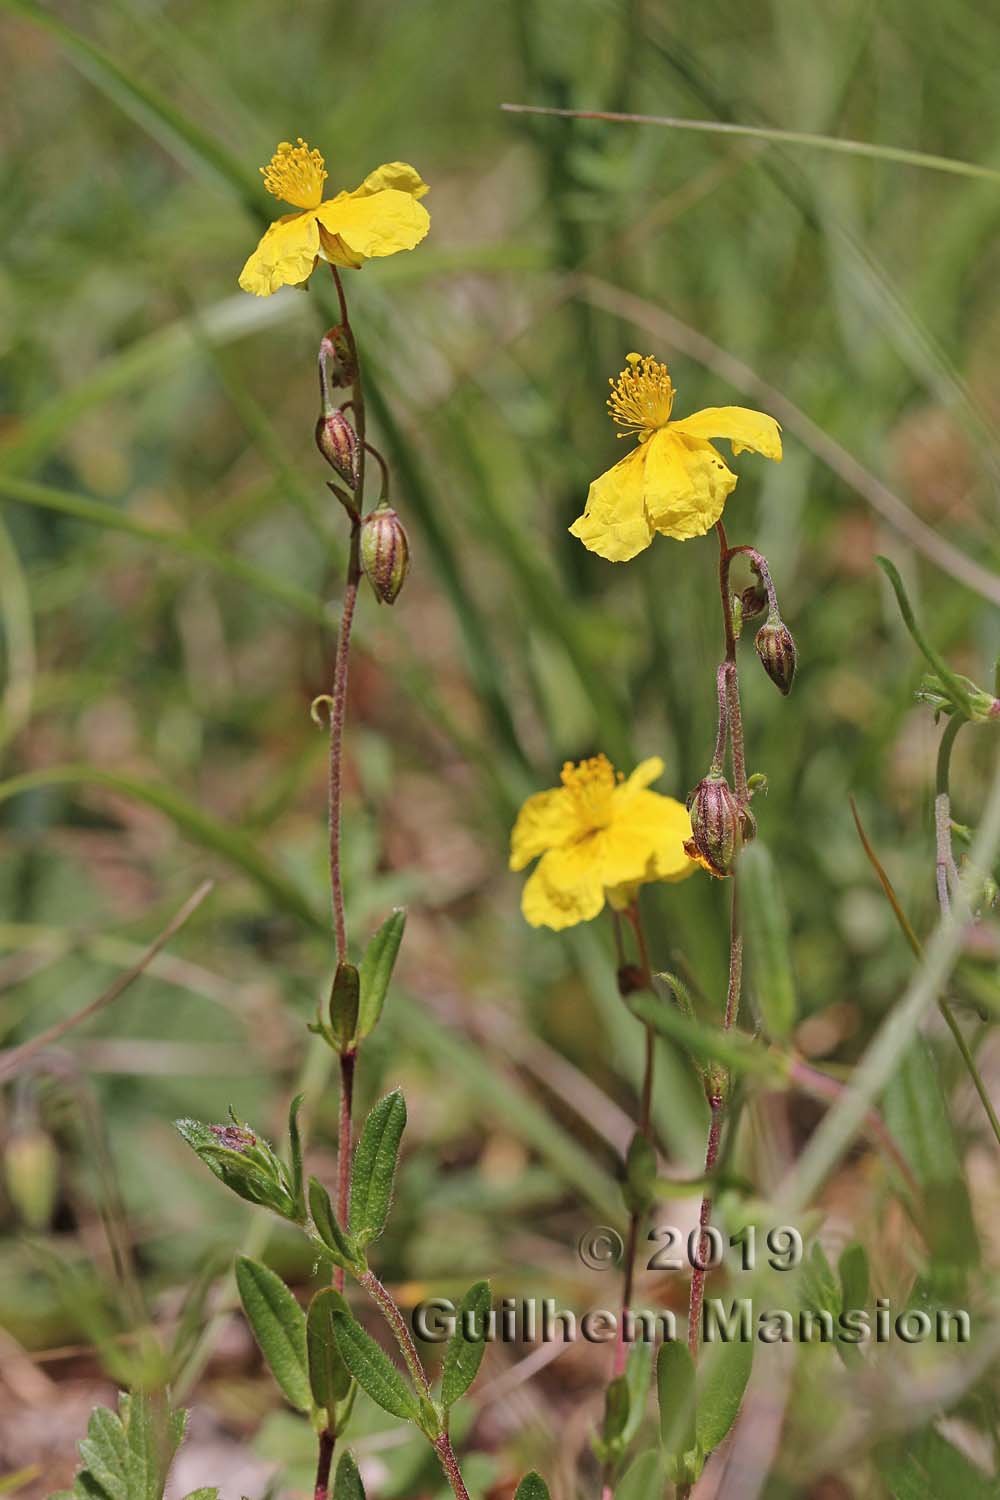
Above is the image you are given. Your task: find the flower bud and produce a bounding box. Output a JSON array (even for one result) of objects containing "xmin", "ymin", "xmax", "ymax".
[
  {"xmin": 739, "ymin": 582, "xmax": 768, "ymax": 623},
  {"xmin": 685, "ymin": 773, "xmax": 742, "ymax": 877},
  {"xmin": 315, "ymin": 408, "xmax": 359, "ymax": 488},
  {"xmin": 320, "ymin": 325, "xmax": 357, "ymax": 389},
  {"xmin": 360, "ymin": 504, "xmax": 410, "ymax": 605},
  {"xmin": 755, "ymin": 618, "xmax": 796, "ymax": 696},
  {"xmin": 4, "ymin": 1129, "xmax": 58, "ymax": 1230}
]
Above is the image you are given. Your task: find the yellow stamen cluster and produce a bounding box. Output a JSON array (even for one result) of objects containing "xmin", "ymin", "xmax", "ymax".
[
  {"xmin": 260, "ymin": 138, "xmax": 328, "ymax": 209},
  {"xmin": 560, "ymin": 754, "xmax": 617, "ymax": 827},
  {"xmin": 607, "ymin": 352, "xmax": 675, "ymax": 438}
]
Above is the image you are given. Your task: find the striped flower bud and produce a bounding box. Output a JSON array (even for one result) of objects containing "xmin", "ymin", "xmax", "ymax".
[
  {"xmin": 360, "ymin": 504, "xmax": 410, "ymax": 605},
  {"xmin": 315, "ymin": 408, "xmax": 359, "ymax": 488},
  {"xmin": 755, "ymin": 617, "xmax": 796, "ymax": 696},
  {"xmin": 685, "ymin": 773, "xmax": 742, "ymax": 878}
]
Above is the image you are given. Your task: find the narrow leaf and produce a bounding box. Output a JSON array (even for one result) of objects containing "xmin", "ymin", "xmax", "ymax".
[
  {"xmin": 513, "ymin": 1476, "xmax": 550, "ymax": 1500},
  {"xmin": 739, "ymin": 843, "xmax": 797, "ymax": 1040},
  {"xmin": 617, "ymin": 1450, "xmax": 663, "ymax": 1500},
  {"xmin": 235, "ymin": 1257, "xmax": 311, "ymax": 1413},
  {"xmin": 349, "ymin": 1090, "xmax": 407, "ymax": 1246},
  {"xmin": 440, "ymin": 1280, "xmax": 491, "ymax": 1409},
  {"xmin": 838, "ymin": 1243, "xmax": 869, "ymax": 1313},
  {"xmin": 309, "ymin": 1177, "xmax": 362, "ymax": 1273},
  {"xmin": 696, "ymin": 1339, "xmax": 753, "ymax": 1454},
  {"xmin": 877, "ymin": 556, "xmax": 973, "ymax": 716},
  {"xmin": 307, "ymin": 1288, "xmax": 353, "ymax": 1410},
  {"xmin": 621, "ymin": 1342, "xmax": 653, "ymax": 1446},
  {"xmin": 331, "ymin": 1312, "xmax": 421, "ymax": 1422},
  {"xmin": 603, "ymin": 1374, "xmax": 630, "ymax": 1443},
  {"xmin": 329, "ymin": 963, "xmax": 360, "ymax": 1050},
  {"xmin": 333, "ymin": 1452, "xmax": 366, "ymax": 1500},
  {"xmin": 288, "ymin": 1094, "xmax": 306, "ymax": 1221},
  {"xmin": 357, "ymin": 909, "xmax": 407, "ymax": 1038},
  {"xmin": 657, "ymin": 1341, "xmax": 696, "ymax": 1463}
]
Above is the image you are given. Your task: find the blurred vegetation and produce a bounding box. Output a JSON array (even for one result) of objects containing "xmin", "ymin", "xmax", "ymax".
[{"xmin": 1, "ymin": 0, "xmax": 999, "ymax": 1495}]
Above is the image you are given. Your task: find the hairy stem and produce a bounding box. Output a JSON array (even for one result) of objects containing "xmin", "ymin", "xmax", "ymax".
[
  {"xmin": 433, "ymin": 1433, "xmax": 473, "ymax": 1500},
  {"xmin": 334, "ymin": 1049, "xmax": 356, "ymax": 1294},
  {"xmin": 358, "ymin": 1268, "xmax": 433, "ymax": 1401},
  {"xmin": 313, "ymin": 1429, "xmax": 335, "ymax": 1500}
]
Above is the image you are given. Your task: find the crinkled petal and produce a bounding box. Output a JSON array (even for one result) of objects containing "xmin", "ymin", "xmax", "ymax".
[
  {"xmin": 643, "ymin": 430, "xmax": 736, "ymax": 541},
  {"xmin": 315, "ymin": 188, "xmax": 430, "ymax": 261},
  {"xmin": 351, "ymin": 161, "xmax": 429, "ymax": 200},
  {"xmin": 569, "ymin": 445, "xmax": 654, "ymax": 562},
  {"xmin": 238, "ymin": 210, "xmax": 321, "ymax": 296},
  {"xmin": 521, "ymin": 845, "xmax": 605, "ymax": 930},
  {"xmin": 621, "ymin": 756, "xmax": 665, "ymax": 793},
  {"xmin": 670, "ymin": 406, "xmax": 782, "ymax": 461},
  {"xmin": 599, "ymin": 789, "xmax": 694, "ymax": 886},
  {"xmin": 509, "ymin": 787, "xmax": 576, "ymax": 871}
]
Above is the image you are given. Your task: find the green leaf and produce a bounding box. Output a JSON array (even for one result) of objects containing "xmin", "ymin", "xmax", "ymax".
[
  {"xmin": 307, "ymin": 1288, "xmax": 354, "ymax": 1410},
  {"xmin": 621, "ymin": 1341, "xmax": 653, "ymax": 1447},
  {"xmin": 739, "ymin": 843, "xmax": 797, "ymax": 1040},
  {"xmin": 309, "ymin": 1177, "xmax": 363, "ymax": 1274},
  {"xmin": 657, "ymin": 1342, "xmax": 696, "ymax": 1466},
  {"xmin": 440, "ymin": 1280, "xmax": 492, "ymax": 1409},
  {"xmin": 288, "ymin": 1094, "xmax": 306, "ymax": 1222},
  {"xmin": 329, "ymin": 962, "xmax": 361, "ymax": 1050},
  {"xmin": 357, "ymin": 909, "xmax": 407, "ymax": 1039},
  {"xmin": 513, "ymin": 1475, "xmax": 551, "ymax": 1500},
  {"xmin": 877, "ymin": 556, "xmax": 974, "ymax": 717},
  {"xmin": 330, "ymin": 1312, "xmax": 421, "ymax": 1422},
  {"xmin": 333, "ymin": 1452, "xmax": 366, "ymax": 1500},
  {"xmin": 623, "ymin": 1130, "xmax": 657, "ymax": 1215},
  {"xmin": 603, "ymin": 1373, "xmax": 630, "ymax": 1444},
  {"xmin": 799, "ymin": 1242, "xmax": 841, "ymax": 1321},
  {"xmin": 696, "ymin": 1339, "xmax": 753, "ymax": 1455},
  {"xmin": 175, "ymin": 1117, "xmax": 297, "ymax": 1220},
  {"xmin": 616, "ymin": 1449, "xmax": 664, "ymax": 1500},
  {"xmin": 234, "ymin": 1257, "xmax": 311, "ymax": 1413},
  {"xmin": 838, "ymin": 1243, "xmax": 869, "ymax": 1314},
  {"xmin": 69, "ymin": 1394, "xmax": 186, "ymax": 1500},
  {"xmin": 629, "ymin": 992, "xmax": 782, "ymax": 1080},
  {"xmin": 883, "ymin": 1039, "xmax": 978, "ymax": 1283},
  {"xmin": 349, "ymin": 1090, "xmax": 407, "ymax": 1246},
  {"xmin": 182, "ymin": 1492, "xmax": 221, "ymax": 1499}
]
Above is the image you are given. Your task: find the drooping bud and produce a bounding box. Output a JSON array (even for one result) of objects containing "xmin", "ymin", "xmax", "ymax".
[
  {"xmin": 360, "ymin": 504, "xmax": 410, "ymax": 605},
  {"xmin": 739, "ymin": 581, "xmax": 768, "ymax": 623},
  {"xmin": 319, "ymin": 325, "xmax": 357, "ymax": 390},
  {"xmin": 4, "ymin": 1129, "xmax": 58, "ymax": 1230},
  {"xmin": 755, "ymin": 617, "xmax": 796, "ymax": 696},
  {"xmin": 315, "ymin": 408, "xmax": 359, "ymax": 488},
  {"xmin": 685, "ymin": 773, "xmax": 742, "ymax": 877}
]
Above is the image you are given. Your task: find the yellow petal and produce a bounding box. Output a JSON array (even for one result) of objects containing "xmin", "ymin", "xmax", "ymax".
[
  {"xmin": 643, "ymin": 430, "xmax": 736, "ymax": 541},
  {"xmin": 315, "ymin": 189, "xmax": 430, "ymax": 262},
  {"xmin": 351, "ymin": 161, "xmax": 429, "ymax": 200},
  {"xmin": 238, "ymin": 210, "xmax": 320, "ymax": 296},
  {"xmin": 600, "ymin": 790, "xmax": 694, "ymax": 887},
  {"xmin": 621, "ymin": 756, "xmax": 664, "ymax": 793},
  {"xmin": 521, "ymin": 845, "xmax": 605, "ymax": 930},
  {"xmin": 670, "ymin": 406, "xmax": 782, "ymax": 461},
  {"xmin": 509, "ymin": 787, "xmax": 576, "ymax": 871},
  {"xmin": 569, "ymin": 445, "xmax": 654, "ymax": 562}
]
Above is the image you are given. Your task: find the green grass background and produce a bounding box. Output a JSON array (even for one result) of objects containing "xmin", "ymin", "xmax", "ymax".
[{"xmin": 1, "ymin": 1, "xmax": 999, "ymax": 1495}]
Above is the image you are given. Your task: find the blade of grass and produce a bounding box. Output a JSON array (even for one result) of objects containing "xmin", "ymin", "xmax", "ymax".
[
  {"xmin": 0, "ymin": 882, "xmax": 213, "ymax": 1082},
  {"xmin": 500, "ymin": 103, "xmax": 1000, "ymax": 186},
  {"xmin": 0, "ymin": 766, "xmax": 323, "ymax": 930}
]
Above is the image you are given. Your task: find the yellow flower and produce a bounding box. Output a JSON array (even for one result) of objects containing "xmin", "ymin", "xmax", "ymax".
[
  {"xmin": 569, "ymin": 354, "xmax": 782, "ymax": 562},
  {"xmin": 239, "ymin": 140, "xmax": 430, "ymax": 297},
  {"xmin": 510, "ymin": 754, "xmax": 695, "ymax": 930}
]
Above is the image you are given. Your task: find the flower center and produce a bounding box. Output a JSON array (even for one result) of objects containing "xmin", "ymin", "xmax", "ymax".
[
  {"xmin": 260, "ymin": 138, "xmax": 328, "ymax": 209},
  {"xmin": 607, "ymin": 352, "xmax": 675, "ymax": 437},
  {"xmin": 561, "ymin": 754, "xmax": 617, "ymax": 829}
]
